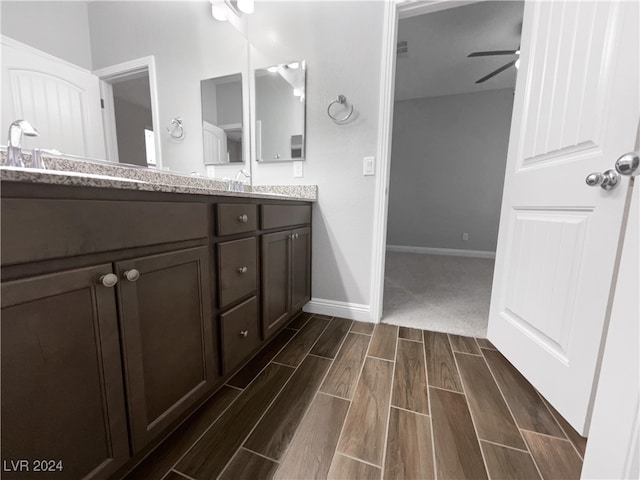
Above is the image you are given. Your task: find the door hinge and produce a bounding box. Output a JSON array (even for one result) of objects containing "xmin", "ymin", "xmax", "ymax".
[{"xmin": 100, "ymin": 99, "xmax": 105, "ymax": 109}]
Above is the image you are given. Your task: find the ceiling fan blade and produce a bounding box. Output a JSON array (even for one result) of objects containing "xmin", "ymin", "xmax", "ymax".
[
  {"xmin": 475, "ymin": 60, "xmax": 517, "ymax": 84},
  {"xmin": 468, "ymin": 50, "xmax": 519, "ymax": 57}
]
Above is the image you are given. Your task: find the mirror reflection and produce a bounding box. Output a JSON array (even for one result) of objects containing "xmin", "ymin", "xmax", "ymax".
[
  {"xmin": 0, "ymin": 1, "xmax": 249, "ymax": 176},
  {"xmin": 201, "ymin": 74, "xmax": 244, "ymax": 165},
  {"xmin": 255, "ymin": 61, "xmax": 306, "ymax": 162}
]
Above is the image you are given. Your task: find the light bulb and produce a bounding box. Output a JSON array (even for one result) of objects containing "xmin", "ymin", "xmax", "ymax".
[
  {"xmin": 267, "ymin": 66, "xmax": 278, "ymax": 73},
  {"xmin": 211, "ymin": 2, "xmax": 228, "ymax": 21},
  {"xmin": 293, "ymin": 88, "xmax": 302, "ymax": 97},
  {"xmin": 515, "ymin": 59, "xmax": 520, "ymax": 70},
  {"xmin": 287, "ymin": 62, "xmax": 299, "ymax": 69},
  {"xmin": 237, "ymin": 0, "xmax": 254, "ymax": 14}
]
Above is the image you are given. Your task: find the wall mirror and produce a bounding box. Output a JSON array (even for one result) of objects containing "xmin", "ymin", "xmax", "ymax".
[
  {"xmin": 0, "ymin": 1, "xmax": 249, "ymax": 177},
  {"xmin": 201, "ymin": 74, "xmax": 244, "ymax": 165},
  {"xmin": 254, "ymin": 60, "xmax": 306, "ymax": 162}
]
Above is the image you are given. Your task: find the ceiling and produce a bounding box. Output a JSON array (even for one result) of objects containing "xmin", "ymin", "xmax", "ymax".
[{"xmin": 394, "ymin": 1, "xmax": 524, "ymax": 101}]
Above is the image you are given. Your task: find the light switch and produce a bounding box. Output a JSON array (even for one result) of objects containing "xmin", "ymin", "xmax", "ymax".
[
  {"xmin": 293, "ymin": 161, "xmax": 303, "ymax": 178},
  {"xmin": 363, "ymin": 156, "xmax": 375, "ymax": 176}
]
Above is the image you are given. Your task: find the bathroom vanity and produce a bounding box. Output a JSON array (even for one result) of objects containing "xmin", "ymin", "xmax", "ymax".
[{"xmin": 0, "ymin": 168, "xmax": 315, "ymax": 479}]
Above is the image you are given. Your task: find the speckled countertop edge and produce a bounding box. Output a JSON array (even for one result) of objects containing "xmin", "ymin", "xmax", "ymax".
[{"xmin": 0, "ymin": 152, "xmax": 317, "ymax": 202}]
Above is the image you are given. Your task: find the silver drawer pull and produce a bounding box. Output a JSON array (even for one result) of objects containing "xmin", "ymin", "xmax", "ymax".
[
  {"xmin": 123, "ymin": 269, "xmax": 140, "ymax": 282},
  {"xmin": 99, "ymin": 273, "xmax": 118, "ymax": 288},
  {"xmin": 238, "ymin": 266, "xmax": 248, "ymax": 274},
  {"xmin": 238, "ymin": 214, "xmax": 249, "ymax": 223},
  {"xmin": 240, "ymin": 330, "xmax": 249, "ymax": 338}
]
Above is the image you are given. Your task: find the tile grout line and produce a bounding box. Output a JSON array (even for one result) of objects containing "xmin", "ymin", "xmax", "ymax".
[
  {"xmin": 318, "ymin": 390, "xmax": 351, "ymax": 402},
  {"xmin": 224, "ymin": 384, "xmax": 244, "ymax": 392},
  {"xmin": 169, "ymin": 469, "xmax": 198, "ymax": 480},
  {"xmin": 519, "ymin": 427, "xmax": 580, "ymax": 444},
  {"xmin": 479, "ymin": 438, "xmax": 532, "ymax": 454},
  {"xmin": 448, "ymin": 335, "xmax": 492, "ymax": 480},
  {"xmin": 241, "ymin": 446, "xmax": 281, "ymax": 464},
  {"xmin": 478, "ymin": 348, "xmax": 545, "ymax": 480},
  {"xmin": 424, "ymin": 329, "xmax": 438, "ymax": 480},
  {"xmin": 390, "ymin": 404, "xmax": 431, "ymax": 419},
  {"xmin": 429, "ymin": 385, "xmax": 471, "ymax": 396},
  {"xmin": 348, "ymin": 329, "xmax": 373, "ymax": 337},
  {"xmin": 333, "ymin": 322, "xmax": 379, "ymax": 467},
  {"xmin": 270, "ymin": 318, "xmax": 353, "ymax": 477},
  {"xmin": 338, "ymin": 451, "xmax": 384, "ymax": 470},
  {"xmin": 224, "ymin": 317, "xmax": 335, "ymax": 478},
  {"xmin": 366, "ymin": 354, "xmax": 395, "ymax": 363},
  {"xmin": 534, "ymin": 389, "xmax": 585, "ymax": 460},
  {"xmin": 380, "ymin": 325, "xmax": 400, "ymax": 476}
]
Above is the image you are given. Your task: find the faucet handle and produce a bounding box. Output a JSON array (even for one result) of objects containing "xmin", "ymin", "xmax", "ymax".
[{"xmin": 31, "ymin": 149, "xmax": 45, "ymax": 169}]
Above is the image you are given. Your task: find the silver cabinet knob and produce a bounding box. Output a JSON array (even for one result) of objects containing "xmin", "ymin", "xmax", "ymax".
[
  {"xmin": 238, "ymin": 266, "xmax": 248, "ymax": 274},
  {"xmin": 100, "ymin": 273, "xmax": 118, "ymax": 288},
  {"xmin": 240, "ymin": 330, "xmax": 249, "ymax": 337},
  {"xmin": 295, "ymin": 233, "xmax": 299, "ymax": 239},
  {"xmin": 123, "ymin": 269, "xmax": 140, "ymax": 282},
  {"xmin": 615, "ymin": 152, "xmax": 639, "ymax": 177},
  {"xmin": 586, "ymin": 169, "xmax": 619, "ymax": 190},
  {"xmin": 238, "ymin": 214, "xmax": 248, "ymax": 223}
]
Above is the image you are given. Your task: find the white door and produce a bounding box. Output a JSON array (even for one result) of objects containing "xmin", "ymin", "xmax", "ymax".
[
  {"xmin": 203, "ymin": 121, "xmax": 227, "ymax": 165},
  {"xmin": 1, "ymin": 36, "xmax": 105, "ymax": 159},
  {"xmin": 488, "ymin": 0, "xmax": 639, "ymax": 435}
]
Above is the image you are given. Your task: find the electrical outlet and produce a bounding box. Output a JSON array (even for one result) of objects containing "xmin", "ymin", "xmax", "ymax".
[
  {"xmin": 462, "ymin": 233, "xmax": 469, "ymax": 241},
  {"xmin": 363, "ymin": 156, "xmax": 375, "ymax": 176},
  {"xmin": 293, "ymin": 161, "xmax": 303, "ymax": 178}
]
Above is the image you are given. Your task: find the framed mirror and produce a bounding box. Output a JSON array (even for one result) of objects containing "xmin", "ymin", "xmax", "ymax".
[
  {"xmin": 254, "ymin": 60, "xmax": 306, "ymax": 162},
  {"xmin": 201, "ymin": 74, "xmax": 244, "ymax": 166}
]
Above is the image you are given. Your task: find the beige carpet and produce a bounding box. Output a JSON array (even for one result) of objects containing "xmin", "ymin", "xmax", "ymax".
[{"xmin": 382, "ymin": 252, "xmax": 494, "ymax": 338}]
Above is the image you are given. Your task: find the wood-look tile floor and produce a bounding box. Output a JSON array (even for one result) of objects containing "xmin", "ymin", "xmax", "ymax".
[{"xmin": 126, "ymin": 314, "xmax": 587, "ymax": 480}]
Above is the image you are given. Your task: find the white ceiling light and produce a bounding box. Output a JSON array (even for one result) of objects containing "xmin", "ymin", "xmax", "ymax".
[
  {"xmin": 211, "ymin": 1, "xmax": 228, "ymax": 21},
  {"xmin": 237, "ymin": 0, "xmax": 254, "ymax": 14}
]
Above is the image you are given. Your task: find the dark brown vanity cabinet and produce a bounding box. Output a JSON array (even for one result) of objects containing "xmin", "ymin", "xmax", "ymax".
[
  {"xmin": 262, "ymin": 225, "xmax": 311, "ymax": 339},
  {"xmin": 115, "ymin": 247, "xmax": 215, "ymax": 453},
  {"xmin": 1, "ymin": 264, "xmax": 130, "ymax": 480}
]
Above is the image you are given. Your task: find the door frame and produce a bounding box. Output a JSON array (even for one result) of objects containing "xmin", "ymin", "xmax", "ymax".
[{"xmin": 93, "ymin": 56, "xmax": 162, "ymax": 169}]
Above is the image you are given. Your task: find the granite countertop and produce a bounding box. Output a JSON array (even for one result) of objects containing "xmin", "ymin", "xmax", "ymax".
[{"xmin": 0, "ymin": 153, "xmax": 317, "ymax": 202}]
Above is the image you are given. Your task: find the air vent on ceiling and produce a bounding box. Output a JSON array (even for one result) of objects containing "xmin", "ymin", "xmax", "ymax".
[{"xmin": 397, "ymin": 40, "xmax": 408, "ymax": 58}]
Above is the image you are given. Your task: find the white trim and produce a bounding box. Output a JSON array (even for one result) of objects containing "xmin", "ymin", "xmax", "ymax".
[
  {"xmin": 93, "ymin": 56, "xmax": 163, "ymax": 170},
  {"xmin": 397, "ymin": 0, "xmax": 480, "ymax": 19},
  {"xmin": 386, "ymin": 244, "xmax": 496, "ymax": 259},
  {"xmin": 99, "ymin": 80, "xmax": 119, "ymax": 163},
  {"xmin": 303, "ymin": 298, "xmax": 372, "ymax": 323},
  {"xmin": 369, "ymin": 0, "xmax": 398, "ymax": 324},
  {"xmin": 0, "ymin": 35, "xmax": 92, "ymax": 74}
]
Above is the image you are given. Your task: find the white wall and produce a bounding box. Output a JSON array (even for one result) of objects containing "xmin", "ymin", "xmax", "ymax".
[
  {"xmin": 387, "ymin": 89, "xmax": 514, "ymax": 253},
  {"xmin": 1, "ymin": 1, "xmax": 93, "ymax": 70},
  {"xmin": 87, "ymin": 1, "xmax": 248, "ymax": 176},
  {"xmin": 247, "ymin": 1, "xmax": 384, "ymax": 311}
]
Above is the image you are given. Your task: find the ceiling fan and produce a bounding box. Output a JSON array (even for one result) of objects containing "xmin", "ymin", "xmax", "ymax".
[{"xmin": 468, "ymin": 48, "xmax": 520, "ymax": 84}]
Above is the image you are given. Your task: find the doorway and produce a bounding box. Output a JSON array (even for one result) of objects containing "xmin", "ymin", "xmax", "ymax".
[{"xmin": 382, "ymin": 1, "xmax": 524, "ymax": 337}]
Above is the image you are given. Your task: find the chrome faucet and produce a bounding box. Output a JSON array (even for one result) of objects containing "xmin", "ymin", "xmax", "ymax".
[
  {"xmin": 230, "ymin": 169, "xmax": 251, "ymax": 191},
  {"xmin": 6, "ymin": 120, "xmax": 39, "ymax": 168}
]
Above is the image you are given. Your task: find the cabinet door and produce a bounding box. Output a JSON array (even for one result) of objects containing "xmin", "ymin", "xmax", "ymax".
[
  {"xmin": 261, "ymin": 231, "xmax": 291, "ymax": 339},
  {"xmin": 1, "ymin": 265, "xmax": 129, "ymax": 480},
  {"xmin": 116, "ymin": 247, "xmax": 215, "ymax": 452},
  {"xmin": 291, "ymin": 227, "xmax": 311, "ymax": 314}
]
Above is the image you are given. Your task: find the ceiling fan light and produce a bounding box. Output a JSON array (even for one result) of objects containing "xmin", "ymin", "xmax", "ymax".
[
  {"xmin": 237, "ymin": 0, "xmax": 254, "ymax": 14},
  {"xmin": 515, "ymin": 59, "xmax": 521, "ymax": 69}
]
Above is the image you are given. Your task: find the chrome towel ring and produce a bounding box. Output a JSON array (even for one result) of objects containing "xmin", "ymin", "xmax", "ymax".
[
  {"xmin": 167, "ymin": 117, "xmax": 184, "ymax": 140},
  {"xmin": 327, "ymin": 95, "xmax": 354, "ymax": 124}
]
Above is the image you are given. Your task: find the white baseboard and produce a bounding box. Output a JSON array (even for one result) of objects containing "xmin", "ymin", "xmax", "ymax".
[
  {"xmin": 303, "ymin": 298, "xmax": 374, "ymax": 323},
  {"xmin": 386, "ymin": 244, "xmax": 496, "ymax": 259}
]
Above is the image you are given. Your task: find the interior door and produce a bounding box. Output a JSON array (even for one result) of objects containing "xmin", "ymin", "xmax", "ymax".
[
  {"xmin": 488, "ymin": 0, "xmax": 639, "ymax": 435},
  {"xmin": 1, "ymin": 36, "xmax": 105, "ymax": 159},
  {"xmin": 203, "ymin": 121, "xmax": 227, "ymax": 165}
]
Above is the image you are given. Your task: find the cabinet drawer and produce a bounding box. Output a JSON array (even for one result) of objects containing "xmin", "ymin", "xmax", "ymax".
[
  {"xmin": 261, "ymin": 205, "xmax": 311, "ymax": 230},
  {"xmin": 218, "ymin": 237, "xmax": 257, "ymax": 308},
  {"xmin": 220, "ymin": 296, "xmax": 259, "ymax": 373},
  {"xmin": 216, "ymin": 204, "xmax": 257, "ymax": 236},
  {"xmin": 1, "ymin": 198, "xmax": 208, "ymax": 265}
]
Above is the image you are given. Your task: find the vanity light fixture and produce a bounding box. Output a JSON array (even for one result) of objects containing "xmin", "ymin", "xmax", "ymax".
[
  {"xmin": 287, "ymin": 62, "xmax": 299, "ymax": 69},
  {"xmin": 515, "ymin": 58, "xmax": 520, "ymax": 69},
  {"xmin": 267, "ymin": 66, "xmax": 279, "ymax": 73},
  {"xmin": 237, "ymin": 0, "xmax": 254, "ymax": 14},
  {"xmin": 293, "ymin": 88, "xmax": 302, "ymax": 97},
  {"xmin": 211, "ymin": 0, "xmax": 228, "ymax": 21}
]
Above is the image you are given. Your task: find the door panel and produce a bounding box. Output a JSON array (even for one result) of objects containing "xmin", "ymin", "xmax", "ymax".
[
  {"xmin": 1, "ymin": 265, "xmax": 129, "ymax": 479},
  {"xmin": 261, "ymin": 230, "xmax": 291, "ymax": 338},
  {"xmin": 117, "ymin": 246, "xmax": 215, "ymax": 452},
  {"xmin": 488, "ymin": 0, "xmax": 639, "ymax": 434},
  {"xmin": 1, "ymin": 37, "xmax": 105, "ymax": 159}
]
